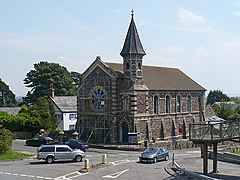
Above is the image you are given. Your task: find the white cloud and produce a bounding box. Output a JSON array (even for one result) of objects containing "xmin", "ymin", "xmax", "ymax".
[
  {"xmin": 215, "ymin": 38, "xmax": 240, "ymax": 59},
  {"xmin": 193, "ymin": 46, "xmax": 210, "ymax": 59},
  {"xmin": 232, "ymin": 11, "xmax": 240, "ymax": 16},
  {"xmin": 0, "ymin": 33, "xmax": 65, "ymax": 53},
  {"xmin": 178, "ymin": 7, "xmax": 205, "ymax": 25}
]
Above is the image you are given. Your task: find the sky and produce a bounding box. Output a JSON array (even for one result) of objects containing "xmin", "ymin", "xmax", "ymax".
[{"xmin": 1, "ymin": 0, "xmax": 240, "ymax": 97}]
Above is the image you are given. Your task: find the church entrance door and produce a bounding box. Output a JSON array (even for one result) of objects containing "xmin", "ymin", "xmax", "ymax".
[{"xmin": 122, "ymin": 122, "xmax": 129, "ymax": 143}]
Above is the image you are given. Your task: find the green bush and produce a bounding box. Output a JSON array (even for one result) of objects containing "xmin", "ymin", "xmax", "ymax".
[{"xmin": 0, "ymin": 126, "xmax": 13, "ymax": 155}]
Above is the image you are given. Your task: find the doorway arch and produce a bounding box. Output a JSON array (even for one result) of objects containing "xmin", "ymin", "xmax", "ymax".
[{"xmin": 122, "ymin": 122, "xmax": 129, "ymax": 143}]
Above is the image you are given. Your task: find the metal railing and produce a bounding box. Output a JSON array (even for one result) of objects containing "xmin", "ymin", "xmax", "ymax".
[{"xmin": 189, "ymin": 121, "xmax": 240, "ymax": 142}]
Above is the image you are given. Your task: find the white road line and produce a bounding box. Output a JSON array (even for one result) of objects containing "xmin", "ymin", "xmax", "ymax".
[
  {"xmin": 36, "ymin": 176, "xmax": 45, "ymax": 179},
  {"xmin": 20, "ymin": 174, "xmax": 27, "ymax": 177},
  {"xmin": 103, "ymin": 169, "xmax": 129, "ymax": 179},
  {"xmin": 110, "ymin": 159, "xmax": 137, "ymax": 165},
  {"xmin": 13, "ymin": 173, "xmax": 19, "ymax": 176},
  {"xmin": 55, "ymin": 171, "xmax": 89, "ymax": 180},
  {"xmin": 28, "ymin": 175, "xmax": 35, "ymax": 178}
]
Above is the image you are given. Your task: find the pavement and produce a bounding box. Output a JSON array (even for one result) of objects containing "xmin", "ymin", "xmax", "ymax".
[{"xmin": 164, "ymin": 154, "xmax": 240, "ymax": 180}]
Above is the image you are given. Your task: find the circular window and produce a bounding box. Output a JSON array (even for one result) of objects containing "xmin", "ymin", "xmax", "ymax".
[{"xmin": 91, "ymin": 87, "xmax": 106, "ymax": 110}]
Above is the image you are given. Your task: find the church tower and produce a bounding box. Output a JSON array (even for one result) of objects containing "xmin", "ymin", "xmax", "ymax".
[{"xmin": 120, "ymin": 10, "xmax": 146, "ymax": 82}]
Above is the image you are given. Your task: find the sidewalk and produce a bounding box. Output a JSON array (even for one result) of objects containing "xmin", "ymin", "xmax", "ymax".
[{"xmin": 165, "ymin": 155, "xmax": 240, "ymax": 180}]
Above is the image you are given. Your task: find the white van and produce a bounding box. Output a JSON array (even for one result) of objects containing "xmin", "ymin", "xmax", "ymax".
[{"xmin": 37, "ymin": 144, "xmax": 86, "ymax": 163}]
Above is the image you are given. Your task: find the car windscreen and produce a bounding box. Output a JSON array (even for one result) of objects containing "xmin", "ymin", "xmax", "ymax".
[{"xmin": 144, "ymin": 148, "xmax": 158, "ymax": 153}]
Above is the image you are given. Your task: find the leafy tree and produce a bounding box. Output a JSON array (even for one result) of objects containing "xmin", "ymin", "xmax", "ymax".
[
  {"xmin": 230, "ymin": 97, "xmax": 240, "ymax": 104},
  {"xmin": 206, "ymin": 90, "xmax": 230, "ymax": 105},
  {"xmin": 0, "ymin": 78, "xmax": 17, "ymax": 107},
  {"xmin": 23, "ymin": 61, "xmax": 78, "ymax": 103},
  {"xmin": 0, "ymin": 97, "xmax": 56, "ymax": 135},
  {"xmin": 0, "ymin": 125, "xmax": 13, "ymax": 154},
  {"xmin": 212, "ymin": 102, "xmax": 233, "ymax": 120},
  {"xmin": 70, "ymin": 71, "xmax": 82, "ymax": 85}
]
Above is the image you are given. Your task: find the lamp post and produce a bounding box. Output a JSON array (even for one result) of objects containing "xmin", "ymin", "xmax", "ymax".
[
  {"xmin": 72, "ymin": 131, "xmax": 79, "ymax": 140},
  {"xmin": 58, "ymin": 130, "xmax": 65, "ymax": 143}
]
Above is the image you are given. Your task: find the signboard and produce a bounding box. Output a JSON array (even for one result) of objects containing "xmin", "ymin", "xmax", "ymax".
[{"xmin": 128, "ymin": 133, "xmax": 138, "ymax": 144}]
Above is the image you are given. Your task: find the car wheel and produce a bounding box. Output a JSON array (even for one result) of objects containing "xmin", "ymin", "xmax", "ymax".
[
  {"xmin": 75, "ymin": 155, "xmax": 82, "ymax": 162},
  {"xmin": 46, "ymin": 156, "xmax": 54, "ymax": 164},
  {"xmin": 153, "ymin": 157, "xmax": 157, "ymax": 163},
  {"xmin": 165, "ymin": 155, "xmax": 169, "ymax": 161}
]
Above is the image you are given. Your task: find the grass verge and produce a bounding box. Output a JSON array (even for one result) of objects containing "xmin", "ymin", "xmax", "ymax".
[
  {"xmin": 233, "ymin": 152, "xmax": 240, "ymax": 155},
  {"xmin": 0, "ymin": 151, "xmax": 34, "ymax": 160}
]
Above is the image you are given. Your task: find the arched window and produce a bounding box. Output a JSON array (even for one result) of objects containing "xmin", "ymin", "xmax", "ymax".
[
  {"xmin": 187, "ymin": 95, "xmax": 191, "ymax": 112},
  {"xmin": 166, "ymin": 95, "xmax": 170, "ymax": 113},
  {"xmin": 176, "ymin": 95, "xmax": 181, "ymax": 113},
  {"xmin": 138, "ymin": 62, "xmax": 141, "ymax": 69},
  {"xmin": 154, "ymin": 96, "xmax": 158, "ymax": 114},
  {"xmin": 126, "ymin": 62, "xmax": 129, "ymax": 70}
]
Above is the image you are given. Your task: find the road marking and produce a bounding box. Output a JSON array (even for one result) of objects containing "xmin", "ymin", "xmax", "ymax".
[
  {"xmin": 110, "ymin": 159, "xmax": 137, "ymax": 165},
  {"xmin": 55, "ymin": 171, "xmax": 89, "ymax": 179},
  {"xmin": 103, "ymin": 169, "xmax": 129, "ymax": 179}
]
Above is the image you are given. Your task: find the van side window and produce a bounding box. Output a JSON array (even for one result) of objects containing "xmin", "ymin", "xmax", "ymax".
[
  {"xmin": 39, "ymin": 147, "xmax": 54, "ymax": 152},
  {"xmin": 56, "ymin": 147, "xmax": 70, "ymax": 152}
]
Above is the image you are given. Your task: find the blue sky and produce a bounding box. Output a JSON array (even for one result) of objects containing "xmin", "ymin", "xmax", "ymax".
[{"xmin": 1, "ymin": 0, "xmax": 240, "ymax": 97}]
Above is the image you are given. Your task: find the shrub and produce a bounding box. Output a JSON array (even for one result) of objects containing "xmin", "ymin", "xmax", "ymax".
[{"xmin": 0, "ymin": 126, "xmax": 13, "ymax": 155}]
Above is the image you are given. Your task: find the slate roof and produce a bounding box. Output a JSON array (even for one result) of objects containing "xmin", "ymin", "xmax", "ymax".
[
  {"xmin": 50, "ymin": 96, "xmax": 77, "ymax": 112},
  {"xmin": 120, "ymin": 13, "xmax": 146, "ymax": 56},
  {"xmin": 105, "ymin": 62, "xmax": 206, "ymax": 91},
  {"xmin": 0, "ymin": 107, "xmax": 21, "ymax": 115}
]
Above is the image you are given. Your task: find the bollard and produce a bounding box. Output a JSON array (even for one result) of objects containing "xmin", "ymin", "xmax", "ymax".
[
  {"xmin": 102, "ymin": 154, "xmax": 108, "ymax": 164},
  {"xmin": 84, "ymin": 159, "xmax": 90, "ymax": 170}
]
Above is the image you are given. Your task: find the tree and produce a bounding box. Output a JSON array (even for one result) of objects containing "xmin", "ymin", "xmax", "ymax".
[
  {"xmin": 23, "ymin": 61, "xmax": 78, "ymax": 103},
  {"xmin": 206, "ymin": 90, "xmax": 230, "ymax": 105},
  {"xmin": 0, "ymin": 78, "xmax": 17, "ymax": 107},
  {"xmin": 0, "ymin": 125, "xmax": 13, "ymax": 154},
  {"xmin": 212, "ymin": 102, "xmax": 233, "ymax": 120}
]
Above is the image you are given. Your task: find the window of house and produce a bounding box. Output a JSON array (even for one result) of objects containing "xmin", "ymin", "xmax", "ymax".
[
  {"xmin": 69, "ymin": 125, "xmax": 75, "ymax": 130},
  {"xmin": 154, "ymin": 96, "xmax": 158, "ymax": 114},
  {"xmin": 187, "ymin": 95, "xmax": 191, "ymax": 112},
  {"xmin": 69, "ymin": 113, "xmax": 77, "ymax": 120},
  {"xmin": 166, "ymin": 95, "xmax": 170, "ymax": 113},
  {"xmin": 176, "ymin": 95, "xmax": 181, "ymax": 113}
]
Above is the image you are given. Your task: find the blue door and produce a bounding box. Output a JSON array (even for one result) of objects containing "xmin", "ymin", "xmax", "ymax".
[{"xmin": 122, "ymin": 123, "xmax": 129, "ymax": 142}]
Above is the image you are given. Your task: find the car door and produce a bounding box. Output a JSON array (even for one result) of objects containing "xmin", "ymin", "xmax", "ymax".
[
  {"xmin": 55, "ymin": 147, "xmax": 72, "ymax": 160},
  {"xmin": 157, "ymin": 149, "xmax": 164, "ymax": 160}
]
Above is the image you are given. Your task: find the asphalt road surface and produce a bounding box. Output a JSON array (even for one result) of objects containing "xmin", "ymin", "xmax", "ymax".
[{"xmin": 0, "ymin": 140, "xmax": 202, "ymax": 180}]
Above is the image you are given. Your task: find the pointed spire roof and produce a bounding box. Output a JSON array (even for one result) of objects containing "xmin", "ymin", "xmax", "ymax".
[{"xmin": 120, "ymin": 10, "xmax": 146, "ymax": 56}]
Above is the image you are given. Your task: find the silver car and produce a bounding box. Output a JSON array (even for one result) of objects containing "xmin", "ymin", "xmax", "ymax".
[
  {"xmin": 139, "ymin": 147, "xmax": 169, "ymax": 163},
  {"xmin": 37, "ymin": 144, "xmax": 86, "ymax": 163}
]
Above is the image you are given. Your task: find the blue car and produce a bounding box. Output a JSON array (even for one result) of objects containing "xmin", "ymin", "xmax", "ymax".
[
  {"xmin": 64, "ymin": 139, "xmax": 89, "ymax": 152},
  {"xmin": 139, "ymin": 147, "xmax": 169, "ymax": 163}
]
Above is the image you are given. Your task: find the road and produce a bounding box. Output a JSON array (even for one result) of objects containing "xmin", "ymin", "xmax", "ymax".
[{"xmin": 0, "ymin": 140, "xmax": 201, "ymax": 180}]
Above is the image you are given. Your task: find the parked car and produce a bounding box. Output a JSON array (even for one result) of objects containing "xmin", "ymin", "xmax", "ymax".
[
  {"xmin": 37, "ymin": 144, "xmax": 86, "ymax": 164},
  {"xmin": 64, "ymin": 139, "xmax": 89, "ymax": 151},
  {"xmin": 139, "ymin": 147, "xmax": 169, "ymax": 163},
  {"xmin": 26, "ymin": 136, "xmax": 54, "ymax": 147}
]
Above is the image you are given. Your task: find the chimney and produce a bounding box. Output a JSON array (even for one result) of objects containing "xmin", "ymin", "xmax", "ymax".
[{"xmin": 49, "ymin": 83, "xmax": 54, "ymax": 98}]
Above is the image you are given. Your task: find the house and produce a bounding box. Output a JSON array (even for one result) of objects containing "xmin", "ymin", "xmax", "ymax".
[
  {"xmin": 0, "ymin": 107, "xmax": 21, "ymax": 115},
  {"xmin": 49, "ymin": 84, "xmax": 77, "ymax": 131},
  {"xmin": 76, "ymin": 11, "xmax": 206, "ymax": 144}
]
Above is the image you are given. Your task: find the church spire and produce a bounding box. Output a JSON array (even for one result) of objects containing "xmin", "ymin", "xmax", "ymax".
[{"xmin": 120, "ymin": 10, "xmax": 146, "ymax": 57}]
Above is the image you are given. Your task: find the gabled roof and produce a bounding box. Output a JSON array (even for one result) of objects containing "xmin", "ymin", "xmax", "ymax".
[
  {"xmin": 50, "ymin": 96, "xmax": 77, "ymax": 112},
  {"xmin": 0, "ymin": 107, "xmax": 21, "ymax": 115},
  {"xmin": 120, "ymin": 13, "xmax": 146, "ymax": 56},
  {"xmin": 105, "ymin": 62, "xmax": 206, "ymax": 91}
]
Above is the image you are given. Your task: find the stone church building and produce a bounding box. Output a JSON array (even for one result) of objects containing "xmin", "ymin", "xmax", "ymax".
[{"xmin": 76, "ymin": 12, "xmax": 206, "ymax": 144}]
